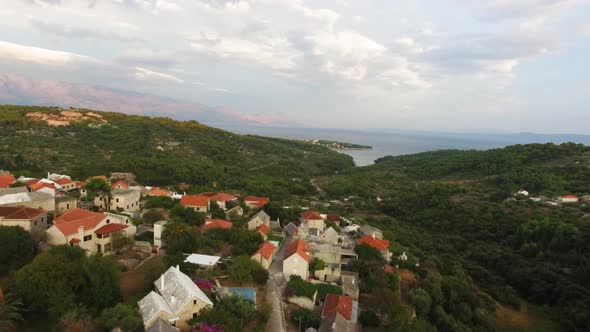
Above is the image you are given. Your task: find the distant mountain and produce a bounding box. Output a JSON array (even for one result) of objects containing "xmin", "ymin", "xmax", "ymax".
[{"xmin": 0, "ymin": 74, "xmax": 288, "ymax": 126}]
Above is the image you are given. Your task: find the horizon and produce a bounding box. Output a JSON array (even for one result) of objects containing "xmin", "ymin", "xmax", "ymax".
[{"xmin": 0, "ymin": 1, "xmax": 589, "ymax": 133}]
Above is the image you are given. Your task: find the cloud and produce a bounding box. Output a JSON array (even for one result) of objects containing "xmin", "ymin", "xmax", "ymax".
[
  {"xmin": 0, "ymin": 40, "xmax": 94, "ymax": 67},
  {"xmin": 473, "ymin": 0, "xmax": 569, "ymax": 22},
  {"xmin": 134, "ymin": 67, "xmax": 184, "ymax": 83},
  {"xmin": 116, "ymin": 49, "xmax": 178, "ymax": 68},
  {"xmin": 29, "ymin": 18, "xmax": 142, "ymax": 42}
]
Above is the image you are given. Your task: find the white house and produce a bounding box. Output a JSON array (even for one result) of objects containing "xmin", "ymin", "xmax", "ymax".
[
  {"xmin": 154, "ymin": 220, "xmax": 167, "ymax": 248},
  {"xmin": 283, "ymin": 239, "xmax": 311, "ymax": 280},
  {"xmin": 247, "ymin": 210, "xmax": 271, "ymax": 231},
  {"xmin": 559, "ymin": 195, "xmax": 579, "ymax": 203}
]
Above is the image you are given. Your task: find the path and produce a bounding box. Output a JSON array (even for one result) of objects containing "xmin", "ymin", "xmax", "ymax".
[
  {"xmin": 310, "ymin": 179, "xmax": 326, "ymax": 197},
  {"xmin": 266, "ymin": 237, "xmax": 293, "ymax": 332}
]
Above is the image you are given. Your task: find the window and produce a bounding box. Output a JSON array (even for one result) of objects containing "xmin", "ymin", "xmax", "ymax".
[
  {"xmin": 106, "ymin": 219, "xmax": 110, "ymax": 224},
  {"xmin": 193, "ymin": 313, "xmax": 198, "ymax": 319},
  {"xmin": 193, "ymin": 300, "xmax": 197, "ymax": 305},
  {"xmin": 116, "ymin": 198, "xmax": 119, "ymax": 203},
  {"xmin": 125, "ymin": 219, "xmax": 129, "ymax": 224},
  {"xmin": 66, "ymin": 203, "xmax": 69, "ymax": 209},
  {"xmin": 83, "ymin": 235, "xmax": 92, "ymax": 241},
  {"xmin": 34, "ymin": 220, "xmax": 37, "ymax": 226}
]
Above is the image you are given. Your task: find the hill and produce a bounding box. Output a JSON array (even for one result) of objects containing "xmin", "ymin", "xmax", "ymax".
[
  {"xmin": 0, "ymin": 105, "xmax": 354, "ymax": 199},
  {"xmin": 319, "ymin": 143, "xmax": 590, "ymax": 331}
]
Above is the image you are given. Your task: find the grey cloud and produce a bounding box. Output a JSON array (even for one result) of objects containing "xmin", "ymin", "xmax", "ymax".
[
  {"xmin": 115, "ymin": 50, "xmax": 178, "ymax": 68},
  {"xmin": 29, "ymin": 18, "xmax": 143, "ymax": 42},
  {"xmin": 474, "ymin": 0, "xmax": 568, "ymax": 22}
]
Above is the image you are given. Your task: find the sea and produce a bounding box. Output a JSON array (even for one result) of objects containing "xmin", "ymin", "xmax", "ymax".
[{"xmin": 215, "ymin": 125, "xmax": 590, "ymax": 167}]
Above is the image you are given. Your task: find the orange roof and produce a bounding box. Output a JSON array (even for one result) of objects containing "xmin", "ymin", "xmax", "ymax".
[
  {"xmin": 0, "ymin": 206, "xmax": 45, "ymax": 219},
  {"xmin": 53, "ymin": 208, "xmax": 106, "ymax": 236},
  {"xmin": 26, "ymin": 179, "xmax": 40, "ymax": 186},
  {"xmin": 253, "ymin": 241, "xmax": 276, "ymax": 260},
  {"xmin": 244, "ymin": 196, "xmax": 269, "ymax": 207},
  {"xmin": 357, "ymin": 235, "xmax": 389, "ymax": 251},
  {"xmin": 562, "ymin": 195, "xmax": 578, "ymax": 199},
  {"xmin": 301, "ymin": 211, "xmax": 323, "ymax": 220},
  {"xmin": 257, "ymin": 224, "xmax": 271, "ymax": 235},
  {"xmin": 202, "ymin": 219, "xmax": 233, "ymax": 231},
  {"xmin": 55, "ymin": 178, "xmax": 75, "ymax": 185},
  {"xmin": 29, "ymin": 182, "xmax": 56, "ymax": 192},
  {"xmin": 180, "ymin": 195, "xmax": 209, "ymax": 207},
  {"xmin": 77, "ymin": 181, "xmax": 87, "ymax": 188},
  {"xmin": 322, "ymin": 295, "xmax": 354, "ymax": 321},
  {"xmin": 147, "ymin": 188, "xmax": 171, "ymax": 196},
  {"xmin": 90, "ymin": 175, "xmax": 108, "ymax": 181},
  {"xmin": 285, "ymin": 239, "xmax": 310, "ymax": 262},
  {"xmin": 0, "ymin": 174, "xmax": 15, "ymax": 188},
  {"xmin": 327, "ymin": 214, "xmax": 340, "ymax": 222},
  {"xmin": 209, "ymin": 193, "xmax": 237, "ymax": 202},
  {"xmin": 111, "ymin": 181, "xmax": 128, "ymax": 189},
  {"xmin": 95, "ymin": 223, "xmax": 128, "ymax": 235}
]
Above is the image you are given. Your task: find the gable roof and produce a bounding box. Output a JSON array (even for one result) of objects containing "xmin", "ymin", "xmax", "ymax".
[
  {"xmin": 285, "ymin": 239, "xmax": 310, "ymax": 262},
  {"xmin": 90, "ymin": 175, "xmax": 108, "ymax": 181},
  {"xmin": 138, "ymin": 291, "xmax": 174, "ymax": 326},
  {"xmin": 209, "ymin": 192, "xmax": 237, "ymax": 202},
  {"xmin": 561, "ymin": 195, "xmax": 578, "ymax": 199},
  {"xmin": 146, "ymin": 318, "xmax": 179, "ymax": 332},
  {"xmin": 154, "ymin": 266, "xmax": 213, "ymax": 314},
  {"xmin": 95, "ymin": 223, "xmax": 128, "ymax": 235},
  {"xmin": 301, "ymin": 211, "xmax": 323, "ymax": 220},
  {"xmin": 54, "ymin": 178, "xmax": 75, "ymax": 185},
  {"xmin": 357, "ymin": 235, "xmax": 389, "ymax": 251},
  {"xmin": 148, "ymin": 188, "xmax": 172, "ymax": 196},
  {"xmin": 111, "ymin": 180, "xmax": 129, "ymax": 189},
  {"xmin": 53, "ymin": 208, "xmax": 106, "ymax": 236},
  {"xmin": 322, "ymin": 295, "xmax": 354, "ymax": 321},
  {"xmin": 180, "ymin": 194, "xmax": 208, "ymax": 207},
  {"xmin": 250, "ymin": 210, "xmax": 271, "ymax": 223},
  {"xmin": 29, "ymin": 182, "xmax": 56, "ymax": 192},
  {"xmin": 244, "ymin": 196, "xmax": 269, "ymax": 207},
  {"xmin": 323, "ymin": 227, "xmax": 338, "ymax": 238},
  {"xmin": 0, "ymin": 174, "xmax": 15, "ymax": 188},
  {"xmin": 202, "ymin": 219, "xmax": 232, "ymax": 231},
  {"xmin": 327, "ymin": 214, "xmax": 340, "ymax": 222},
  {"xmin": 253, "ymin": 241, "xmax": 276, "ymax": 260},
  {"xmin": 257, "ymin": 224, "xmax": 271, "ymax": 235},
  {"xmin": 0, "ymin": 206, "xmax": 45, "ymax": 219},
  {"xmin": 284, "ymin": 222, "xmax": 298, "ymax": 236}
]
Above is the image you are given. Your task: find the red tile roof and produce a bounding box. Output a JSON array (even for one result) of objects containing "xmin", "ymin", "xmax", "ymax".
[
  {"xmin": 257, "ymin": 224, "xmax": 271, "ymax": 235},
  {"xmin": 357, "ymin": 235, "xmax": 389, "ymax": 251},
  {"xmin": 95, "ymin": 223, "xmax": 129, "ymax": 235},
  {"xmin": 327, "ymin": 214, "xmax": 340, "ymax": 222},
  {"xmin": 90, "ymin": 175, "xmax": 108, "ymax": 181},
  {"xmin": 147, "ymin": 188, "xmax": 171, "ymax": 196},
  {"xmin": 55, "ymin": 178, "xmax": 75, "ymax": 185},
  {"xmin": 322, "ymin": 295, "xmax": 354, "ymax": 321},
  {"xmin": 180, "ymin": 195, "xmax": 209, "ymax": 207},
  {"xmin": 29, "ymin": 182, "xmax": 56, "ymax": 192},
  {"xmin": 0, "ymin": 174, "xmax": 15, "ymax": 188},
  {"xmin": 198, "ymin": 192, "xmax": 217, "ymax": 197},
  {"xmin": 53, "ymin": 208, "xmax": 106, "ymax": 236},
  {"xmin": 26, "ymin": 179, "xmax": 40, "ymax": 186},
  {"xmin": 0, "ymin": 206, "xmax": 45, "ymax": 219},
  {"xmin": 244, "ymin": 196, "xmax": 269, "ymax": 207},
  {"xmin": 253, "ymin": 241, "xmax": 276, "ymax": 260},
  {"xmin": 77, "ymin": 181, "xmax": 87, "ymax": 188},
  {"xmin": 111, "ymin": 181, "xmax": 129, "ymax": 189},
  {"xmin": 209, "ymin": 193, "xmax": 237, "ymax": 202},
  {"xmin": 202, "ymin": 219, "xmax": 233, "ymax": 231},
  {"xmin": 562, "ymin": 195, "xmax": 578, "ymax": 199},
  {"xmin": 285, "ymin": 239, "xmax": 310, "ymax": 262},
  {"xmin": 301, "ymin": 211, "xmax": 323, "ymax": 220}
]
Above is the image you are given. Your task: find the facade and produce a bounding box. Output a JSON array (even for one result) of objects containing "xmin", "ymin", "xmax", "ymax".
[
  {"xmin": 46, "ymin": 209, "xmax": 136, "ymax": 255},
  {"xmin": 247, "ymin": 210, "xmax": 271, "ymax": 230},
  {"xmin": 283, "ymin": 239, "xmax": 311, "ymax": 280},
  {"xmin": 55, "ymin": 195, "xmax": 78, "ymax": 215},
  {"xmin": 154, "ymin": 220, "xmax": 168, "ymax": 248},
  {"xmin": 179, "ymin": 195, "xmax": 209, "ymax": 213},
  {"xmin": 319, "ymin": 227, "xmax": 339, "ymax": 244},
  {"xmin": 311, "ymin": 243, "xmax": 342, "ymax": 283},
  {"xmin": 300, "ymin": 211, "xmax": 325, "ymax": 232},
  {"xmin": 55, "ymin": 178, "xmax": 77, "ymax": 191},
  {"xmin": 251, "ymin": 241, "xmax": 276, "ymax": 269},
  {"xmin": 94, "ymin": 188, "xmax": 141, "ymax": 212},
  {"xmin": 138, "ymin": 266, "xmax": 213, "ymax": 331},
  {"xmin": 0, "ymin": 206, "xmax": 47, "ymax": 238}
]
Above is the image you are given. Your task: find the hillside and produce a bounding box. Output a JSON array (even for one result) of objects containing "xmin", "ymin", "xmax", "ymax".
[
  {"xmin": 0, "ymin": 105, "xmax": 354, "ymax": 199},
  {"xmin": 319, "ymin": 143, "xmax": 590, "ymax": 331}
]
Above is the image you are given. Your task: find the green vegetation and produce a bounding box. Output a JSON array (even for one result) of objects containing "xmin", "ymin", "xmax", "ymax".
[
  {"xmin": 321, "ymin": 143, "xmax": 590, "ymax": 330},
  {"xmin": 290, "ymin": 308, "xmax": 321, "ymax": 330},
  {"xmin": 190, "ymin": 295, "xmax": 267, "ymax": 332},
  {"xmin": 0, "ymin": 292, "xmax": 23, "ymax": 331},
  {"xmin": 0, "ymin": 226, "xmax": 35, "ymax": 274},
  {"xmin": 0, "ymin": 105, "xmax": 353, "ymax": 199},
  {"xmin": 229, "ymin": 256, "xmax": 268, "ymax": 285},
  {"xmin": 287, "ymin": 275, "xmax": 317, "ymax": 300}
]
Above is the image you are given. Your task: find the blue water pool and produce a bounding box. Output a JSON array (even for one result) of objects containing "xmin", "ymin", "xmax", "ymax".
[{"xmin": 225, "ymin": 287, "xmax": 256, "ymax": 303}]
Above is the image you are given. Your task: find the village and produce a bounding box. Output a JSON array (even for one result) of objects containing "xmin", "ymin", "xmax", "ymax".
[{"xmin": 0, "ymin": 169, "xmax": 409, "ymax": 332}]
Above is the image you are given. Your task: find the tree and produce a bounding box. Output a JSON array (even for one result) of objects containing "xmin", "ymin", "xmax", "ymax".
[
  {"xmin": 354, "ymin": 243, "xmax": 385, "ymax": 264},
  {"xmin": 312, "ymin": 258, "xmax": 327, "ymax": 272},
  {"xmin": 79, "ymin": 255, "xmax": 122, "ymax": 314},
  {"xmin": 142, "ymin": 209, "xmax": 166, "ymax": 224},
  {"xmin": 60, "ymin": 308, "xmax": 99, "ymax": 332},
  {"xmin": 290, "ymin": 308, "xmax": 321, "ymax": 330},
  {"xmin": 0, "ymin": 293, "xmax": 23, "ymax": 332},
  {"xmin": 191, "ymin": 295, "xmax": 255, "ymax": 332},
  {"xmin": 111, "ymin": 230, "xmax": 133, "ymax": 253},
  {"xmin": 360, "ymin": 310, "xmax": 380, "ymax": 328},
  {"xmin": 162, "ymin": 221, "xmax": 198, "ymax": 255},
  {"xmin": 83, "ymin": 178, "xmax": 111, "ymax": 203},
  {"xmin": 0, "ymin": 226, "xmax": 34, "ymax": 274},
  {"xmin": 410, "ymin": 288, "xmax": 432, "ymax": 318},
  {"xmin": 100, "ymin": 303, "xmax": 143, "ymax": 332},
  {"xmin": 210, "ymin": 201, "xmax": 226, "ymax": 219}
]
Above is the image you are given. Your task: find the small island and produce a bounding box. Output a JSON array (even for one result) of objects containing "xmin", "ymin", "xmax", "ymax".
[{"xmin": 301, "ymin": 139, "xmax": 373, "ymax": 150}]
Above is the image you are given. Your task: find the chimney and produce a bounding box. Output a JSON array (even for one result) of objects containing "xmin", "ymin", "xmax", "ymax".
[
  {"xmin": 161, "ymin": 275, "xmax": 165, "ymax": 290},
  {"xmin": 176, "ymin": 265, "xmax": 180, "ymax": 271},
  {"xmin": 171, "ymin": 295, "xmax": 176, "ymax": 305},
  {"xmin": 78, "ymin": 226, "xmax": 84, "ymax": 244}
]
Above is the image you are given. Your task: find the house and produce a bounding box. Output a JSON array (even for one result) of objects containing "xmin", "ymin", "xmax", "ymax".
[
  {"xmin": 154, "ymin": 220, "xmax": 168, "ymax": 248},
  {"xmin": 247, "ymin": 210, "xmax": 271, "ymax": 230},
  {"xmin": 300, "ymin": 211, "xmax": 325, "ymax": 233},
  {"xmin": 359, "ymin": 224, "xmax": 383, "ymax": 239},
  {"xmin": 29, "ymin": 181, "xmax": 57, "ymax": 196},
  {"xmin": 184, "ymin": 254, "xmax": 221, "ymax": 269},
  {"xmin": 582, "ymin": 195, "xmax": 590, "ymax": 203},
  {"xmin": 55, "ymin": 195, "xmax": 78, "ymax": 215},
  {"xmin": 283, "ymin": 239, "xmax": 311, "ymax": 280},
  {"xmin": 202, "ymin": 219, "xmax": 232, "ymax": 232},
  {"xmin": 179, "ymin": 195, "xmax": 209, "ymax": 213},
  {"xmin": 357, "ymin": 235, "xmax": 391, "ymax": 260},
  {"xmin": 244, "ymin": 196, "xmax": 269, "ymax": 209},
  {"xmin": 147, "ymin": 188, "xmax": 172, "ymax": 197},
  {"xmin": 256, "ymin": 224, "xmax": 271, "ymax": 240},
  {"xmin": 319, "ymin": 294, "xmax": 358, "ymax": 332},
  {"xmin": 0, "ymin": 173, "xmax": 15, "ymax": 188},
  {"xmin": 146, "ymin": 318, "xmax": 179, "ymax": 332},
  {"xmin": 0, "ymin": 206, "xmax": 47, "ymax": 238},
  {"xmin": 319, "ymin": 227, "xmax": 339, "ymax": 245},
  {"xmin": 559, "ymin": 195, "xmax": 579, "ymax": 203},
  {"xmin": 326, "ymin": 214, "xmax": 341, "ymax": 224},
  {"xmin": 138, "ymin": 266, "xmax": 213, "ymax": 331},
  {"xmin": 251, "ymin": 241, "xmax": 276, "ymax": 269},
  {"xmin": 46, "ymin": 208, "xmax": 136, "ymax": 255},
  {"xmin": 225, "ymin": 205, "xmax": 243, "ymax": 219},
  {"xmin": 95, "ymin": 188, "xmax": 141, "ymax": 212},
  {"xmin": 47, "ymin": 172, "xmax": 70, "ymax": 182},
  {"xmin": 55, "ymin": 178, "xmax": 77, "ymax": 191},
  {"xmin": 516, "ymin": 189, "xmax": 529, "ymax": 197},
  {"xmin": 208, "ymin": 193, "xmax": 237, "ymax": 210},
  {"xmin": 0, "ymin": 189, "xmax": 55, "ymax": 212},
  {"xmin": 111, "ymin": 181, "xmax": 129, "ymax": 189},
  {"xmin": 284, "ymin": 222, "xmax": 299, "ymax": 237},
  {"xmin": 311, "ymin": 243, "xmax": 342, "ymax": 283}
]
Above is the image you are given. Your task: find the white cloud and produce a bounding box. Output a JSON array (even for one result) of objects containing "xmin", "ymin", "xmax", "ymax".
[
  {"xmin": 0, "ymin": 40, "xmax": 93, "ymax": 66},
  {"xmin": 134, "ymin": 67, "xmax": 184, "ymax": 83}
]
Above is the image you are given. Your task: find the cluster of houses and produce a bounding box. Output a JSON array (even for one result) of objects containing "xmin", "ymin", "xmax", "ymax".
[{"xmin": 515, "ymin": 188, "xmax": 590, "ymax": 206}]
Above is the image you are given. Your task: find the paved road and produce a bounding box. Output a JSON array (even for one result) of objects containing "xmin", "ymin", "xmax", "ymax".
[
  {"xmin": 266, "ymin": 238, "xmax": 293, "ymax": 332},
  {"xmin": 310, "ymin": 178, "xmax": 326, "ymax": 197}
]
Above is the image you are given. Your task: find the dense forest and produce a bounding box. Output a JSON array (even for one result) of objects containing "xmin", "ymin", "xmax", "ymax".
[
  {"xmin": 319, "ymin": 143, "xmax": 590, "ymax": 331},
  {"xmin": 0, "ymin": 105, "xmax": 353, "ymax": 199}
]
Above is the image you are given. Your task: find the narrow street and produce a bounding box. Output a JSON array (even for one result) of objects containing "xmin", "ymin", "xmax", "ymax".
[{"xmin": 266, "ymin": 237, "xmax": 293, "ymax": 332}]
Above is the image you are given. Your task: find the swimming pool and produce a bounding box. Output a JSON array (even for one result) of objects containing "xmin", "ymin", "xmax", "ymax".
[{"xmin": 224, "ymin": 287, "xmax": 256, "ymax": 303}]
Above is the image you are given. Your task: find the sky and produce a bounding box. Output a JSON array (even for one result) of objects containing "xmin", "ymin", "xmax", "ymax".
[{"xmin": 0, "ymin": 0, "xmax": 589, "ymax": 133}]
